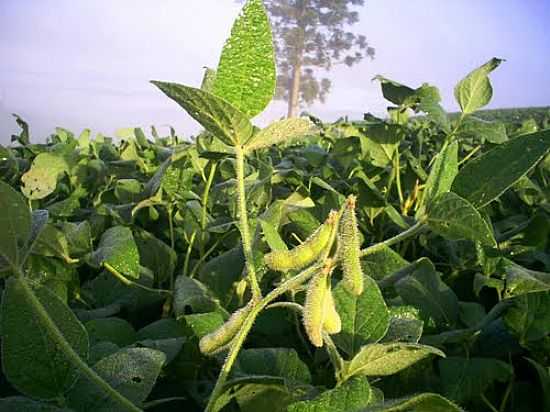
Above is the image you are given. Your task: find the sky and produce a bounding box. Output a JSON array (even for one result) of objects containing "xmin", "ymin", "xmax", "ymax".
[{"xmin": 1, "ymin": 0, "xmax": 549, "ymax": 144}]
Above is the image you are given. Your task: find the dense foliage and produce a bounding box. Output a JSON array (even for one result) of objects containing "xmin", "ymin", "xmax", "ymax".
[{"xmin": 1, "ymin": 1, "xmax": 549, "ymax": 411}]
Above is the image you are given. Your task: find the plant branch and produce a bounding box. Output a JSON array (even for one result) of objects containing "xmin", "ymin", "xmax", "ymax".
[
  {"xmin": 235, "ymin": 145, "xmax": 261, "ymax": 300},
  {"xmin": 205, "ymin": 264, "xmax": 320, "ymax": 411},
  {"xmin": 104, "ymin": 263, "xmax": 172, "ymax": 296},
  {"xmin": 360, "ymin": 220, "xmax": 426, "ymax": 258},
  {"xmin": 14, "ymin": 274, "xmax": 142, "ymax": 412}
]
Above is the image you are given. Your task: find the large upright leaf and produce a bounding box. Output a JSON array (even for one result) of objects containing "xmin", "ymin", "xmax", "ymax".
[
  {"xmin": 212, "ymin": 0, "xmax": 275, "ymax": 118},
  {"xmin": 454, "ymin": 58, "xmax": 503, "ymax": 114},
  {"xmin": 287, "ymin": 377, "xmax": 373, "ymax": 412},
  {"xmin": 344, "ymin": 343, "xmax": 444, "ymax": 379},
  {"xmin": 1, "ymin": 278, "xmax": 89, "ymax": 400},
  {"xmin": 333, "ymin": 275, "xmax": 390, "ymax": 357},
  {"xmin": 151, "ymin": 81, "xmax": 253, "ymax": 146},
  {"xmin": 363, "ymin": 393, "xmax": 463, "ymax": 412},
  {"xmin": 427, "ymin": 192, "xmax": 496, "ymax": 247},
  {"xmin": 439, "ymin": 357, "xmax": 512, "ymax": 403},
  {"xmin": 452, "ymin": 129, "xmax": 550, "ymax": 208},
  {"xmin": 0, "ymin": 181, "xmax": 32, "ymax": 271},
  {"xmin": 66, "ymin": 348, "xmax": 165, "ymax": 411},
  {"xmin": 90, "ymin": 226, "xmax": 140, "ymax": 279},
  {"xmin": 419, "ymin": 141, "xmax": 458, "ymax": 214},
  {"xmin": 21, "ymin": 153, "xmax": 69, "ymax": 200},
  {"xmin": 395, "ymin": 259, "xmax": 459, "ymax": 329},
  {"xmin": 245, "ymin": 118, "xmax": 315, "ymax": 152}
]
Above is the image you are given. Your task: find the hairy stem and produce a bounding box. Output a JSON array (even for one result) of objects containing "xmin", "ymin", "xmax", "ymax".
[
  {"xmin": 14, "ymin": 274, "xmax": 141, "ymax": 412},
  {"xmin": 360, "ymin": 220, "xmax": 426, "ymax": 258},
  {"xmin": 200, "ymin": 163, "xmax": 217, "ymax": 259},
  {"xmin": 235, "ymin": 145, "xmax": 261, "ymax": 300},
  {"xmin": 104, "ymin": 263, "xmax": 172, "ymax": 296},
  {"xmin": 205, "ymin": 264, "xmax": 320, "ymax": 411}
]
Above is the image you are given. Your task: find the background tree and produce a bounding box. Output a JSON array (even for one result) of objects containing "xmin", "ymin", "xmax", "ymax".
[{"xmin": 241, "ymin": 0, "xmax": 375, "ymax": 117}]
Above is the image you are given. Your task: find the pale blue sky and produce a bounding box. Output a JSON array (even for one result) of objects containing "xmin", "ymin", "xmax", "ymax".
[{"xmin": 1, "ymin": 0, "xmax": 549, "ymax": 144}]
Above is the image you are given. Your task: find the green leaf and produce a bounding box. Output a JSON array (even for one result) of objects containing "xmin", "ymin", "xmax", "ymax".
[
  {"xmin": 452, "ymin": 129, "xmax": 550, "ymax": 208},
  {"xmin": 212, "ymin": 0, "xmax": 275, "ymax": 118},
  {"xmin": 503, "ymin": 264, "xmax": 550, "ymax": 298},
  {"xmin": 0, "ymin": 397, "xmax": 72, "ymax": 411},
  {"xmin": 0, "ymin": 181, "xmax": 32, "ymax": 270},
  {"xmin": 183, "ymin": 312, "xmax": 225, "ymax": 339},
  {"xmin": 373, "ymin": 76, "xmax": 416, "ymax": 106},
  {"xmin": 31, "ymin": 224, "xmax": 74, "ymax": 263},
  {"xmin": 344, "ymin": 342, "xmax": 444, "ymax": 378},
  {"xmin": 362, "ymin": 393, "xmax": 463, "ymax": 412},
  {"xmin": 439, "ymin": 357, "xmax": 513, "ymax": 403},
  {"xmin": 85, "ymin": 317, "xmax": 137, "ymax": 347},
  {"xmin": 201, "ymin": 67, "xmax": 217, "ymax": 92},
  {"xmin": 151, "ymin": 81, "xmax": 253, "ymax": 146},
  {"xmin": 395, "ymin": 259, "xmax": 459, "ymax": 329},
  {"xmin": 361, "ymin": 245, "xmax": 409, "ymax": 282},
  {"xmin": 525, "ymin": 357, "xmax": 550, "ymax": 410},
  {"xmin": 134, "ymin": 230, "xmax": 176, "ymax": 284},
  {"xmin": 173, "ymin": 275, "xmax": 220, "ymax": 317},
  {"xmin": 210, "ymin": 348, "xmax": 312, "ymax": 412},
  {"xmin": 457, "ymin": 116, "xmax": 508, "ymax": 144},
  {"xmin": 504, "ymin": 291, "xmax": 550, "ymax": 345},
  {"xmin": 1, "ymin": 278, "xmax": 89, "ymax": 400},
  {"xmin": 90, "ymin": 226, "xmax": 140, "ymax": 279},
  {"xmin": 454, "ymin": 57, "xmax": 503, "ymax": 114},
  {"xmin": 233, "ymin": 348, "xmax": 312, "ymax": 384},
  {"xmin": 382, "ymin": 307, "xmax": 424, "ymax": 344},
  {"xmin": 333, "ymin": 275, "xmax": 390, "ymax": 357},
  {"xmin": 287, "ymin": 377, "xmax": 373, "ymax": 412},
  {"xmin": 419, "ymin": 141, "xmax": 458, "ymax": 214},
  {"xmin": 66, "ymin": 348, "xmax": 165, "ymax": 411},
  {"xmin": 198, "ymin": 247, "xmax": 245, "ymax": 304},
  {"xmin": 21, "ymin": 153, "xmax": 69, "ymax": 200},
  {"xmin": 427, "ymin": 192, "xmax": 496, "ymax": 247},
  {"xmin": 245, "ymin": 118, "xmax": 315, "ymax": 152}
]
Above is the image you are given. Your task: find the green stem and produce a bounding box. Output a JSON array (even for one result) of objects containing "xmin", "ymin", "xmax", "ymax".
[
  {"xmin": 205, "ymin": 264, "xmax": 320, "ymax": 412},
  {"xmin": 183, "ymin": 231, "xmax": 196, "ymax": 278},
  {"xmin": 234, "ymin": 145, "xmax": 261, "ymax": 300},
  {"xmin": 167, "ymin": 204, "xmax": 176, "ymax": 291},
  {"xmin": 104, "ymin": 263, "xmax": 172, "ymax": 296},
  {"xmin": 360, "ymin": 221, "xmax": 426, "ymax": 258},
  {"xmin": 394, "ymin": 149, "xmax": 404, "ymax": 207},
  {"xmin": 481, "ymin": 393, "xmax": 499, "ymax": 412},
  {"xmin": 14, "ymin": 275, "xmax": 142, "ymax": 412},
  {"xmin": 200, "ymin": 163, "xmax": 217, "ymax": 259}
]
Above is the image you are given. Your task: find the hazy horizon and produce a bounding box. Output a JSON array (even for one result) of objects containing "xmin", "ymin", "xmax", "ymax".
[{"xmin": 1, "ymin": 0, "xmax": 549, "ymax": 144}]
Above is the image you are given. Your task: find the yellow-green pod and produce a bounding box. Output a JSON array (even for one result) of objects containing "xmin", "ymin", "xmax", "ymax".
[
  {"xmin": 264, "ymin": 211, "xmax": 337, "ymax": 272},
  {"xmin": 199, "ymin": 301, "xmax": 253, "ymax": 356},
  {"xmin": 303, "ymin": 261, "xmax": 336, "ymax": 347},
  {"xmin": 339, "ymin": 195, "xmax": 364, "ymax": 296},
  {"xmin": 322, "ymin": 290, "xmax": 341, "ymax": 335}
]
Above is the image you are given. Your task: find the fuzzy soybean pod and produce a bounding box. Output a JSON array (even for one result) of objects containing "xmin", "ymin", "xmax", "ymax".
[
  {"xmin": 303, "ymin": 261, "xmax": 340, "ymax": 347},
  {"xmin": 264, "ymin": 211, "xmax": 338, "ymax": 272},
  {"xmin": 322, "ymin": 290, "xmax": 341, "ymax": 335},
  {"xmin": 338, "ymin": 195, "xmax": 364, "ymax": 296},
  {"xmin": 199, "ymin": 301, "xmax": 254, "ymax": 356}
]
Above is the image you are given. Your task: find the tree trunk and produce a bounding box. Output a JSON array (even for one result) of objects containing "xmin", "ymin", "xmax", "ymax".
[
  {"xmin": 287, "ymin": 61, "xmax": 302, "ymax": 118},
  {"xmin": 287, "ymin": 0, "xmax": 306, "ymax": 118}
]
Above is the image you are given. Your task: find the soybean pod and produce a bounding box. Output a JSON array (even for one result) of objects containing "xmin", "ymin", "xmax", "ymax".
[
  {"xmin": 199, "ymin": 301, "xmax": 254, "ymax": 356},
  {"xmin": 264, "ymin": 211, "xmax": 338, "ymax": 272},
  {"xmin": 338, "ymin": 195, "xmax": 364, "ymax": 296}
]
